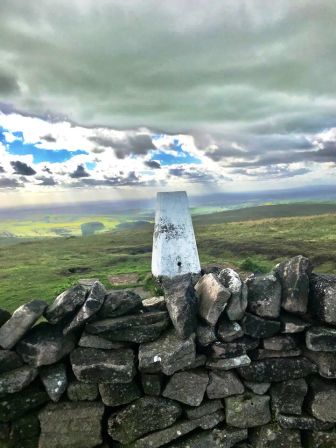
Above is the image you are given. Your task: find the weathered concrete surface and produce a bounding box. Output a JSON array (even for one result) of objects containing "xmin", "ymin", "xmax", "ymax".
[{"xmin": 151, "ymin": 191, "xmax": 201, "ymax": 277}]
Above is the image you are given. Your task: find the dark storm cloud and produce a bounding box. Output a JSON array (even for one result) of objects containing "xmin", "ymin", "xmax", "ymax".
[
  {"xmin": 144, "ymin": 160, "xmax": 161, "ymax": 169},
  {"xmin": 169, "ymin": 166, "xmax": 231, "ymax": 183},
  {"xmin": 0, "ymin": 166, "xmax": 5, "ymax": 173},
  {"xmin": 10, "ymin": 160, "xmax": 36, "ymax": 176},
  {"xmin": 40, "ymin": 134, "xmax": 56, "ymax": 142},
  {"xmin": 77, "ymin": 171, "xmax": 141, "ymax": 187},
  {"xmin": 0, "ymin": 71, "xmax": 19, "ymax": 95},
  {"xmin": 36, "ymin": 176, "xmax": 57, "ymax": 186},
  {"xmin": 89, "ymin": 134, "xmax": 155, "ymax": 159},
  {"xmin": 0, "ymin": 177, "xmax": 23, "ymax": 188},
  {"xmin": 69, "ymin": 164, "xmax": 90, "ymax": 178}
]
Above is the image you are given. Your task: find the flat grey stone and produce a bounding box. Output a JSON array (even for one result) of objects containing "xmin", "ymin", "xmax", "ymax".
[
  {"xmin": 210, "ymin": 337, "xmax": 259, "ymax": 358},
  {"xmin": 244, "ymin": 381, "xmax": 271, "ymax": 395},
  {"xmin": 162, "ymin": 370, "xmax": 209, "ymax": 406},
  {"xmin": 246, "ymin": 272, "xmax": 281, "ymax": 318},
  {"xmin": 207, "ymin": 370, "xmax": 244, "ymax": 399},
  {"xmin": 309, "ymin": 273, "xmax": 336, "ymax": 325},
  {"xmin": 0, "ymin": 300, "xmax": 47, "ymax": 349},
  {"xmin": 45, "ymin": 283, "xmax": 89, "ymax": 324},
  {"xmin": 70, "ymin": 347, "xmax": 136, "ymax": 383},
  {"xmin": 99, "ymin": 289, "xmax": 142, "ymax": 317},
  {"xmin": 250, "ymin": 348, "xmax": 302, "ymax": 360},
  {"xmin": 250, "ymin": 423, "xmax": 302, "ymax": 448},
  {"xmin": 280, "ymin": 313, "xmax": 310, "ymax": 333},
  {"xmin": 67, "ymin": 381, "xmax": 98, "ymax": 401},
  {"xmin": 0, "ymin": 385, "xmax": 49, "ymax": 422},
  {"xmin": 276, "ymin": 413, "xmax": 333, "ymax": 430},
  {"xmin": 141, "ymin": 373, "xmax": 163, "ymax": 396},
  {"xmin": 304, "ymin": 349, "xmax": 336, "ymax": 378},
  {"xmin": 99, "ymin": 381, "xmax": 141, "ymax": 406},
  {"xmin": 0, "ymin": 350, "xmax": 23, "ymax": 374},
  {"xmin": 195, "ymin": 273, "xmax": 231, "ymax": 326},
  {"xmin": 40, "ymin": 363, "xmax": 67, "ymax": 402},
  {"xmin": 142, "ymin": 296, "xmax": 166, "ymax": 312},
  {"xmin": 217, "ymin": 319, "xmax": 244, "ymax": 342},
  {"xmin": 225, "ymin": 393, "xmax": 271, "ymax": 428},
  {"xmin": 39, "ymin": 401, "xmax": 104, "ymax": 448},
  {"xmin": 184, "ymin": 400, "xmax": 223, "ymax": 419},
  {"xmin": 196, "ymin": 323, "xmax": 217, "ymax": 346},
  {"xmin": 270, "ymin": 378, "xmax": 308, "ymax": 415},
  {"xmin": 107, "ymin": 396, "xmax": 182, "ymax": 444},
  {"xmin": 308, "ymin": 377, "xmax": 336, "ymax": 422},
  {"xmin": 168, "ymin": 427, "xmax": 248, "ymax": 448},
  {"xmin": 306, "ymin": 326, "xmax": 336, "ymax": 352},
  {"xmin": 207, "ymin": 354, "xmax": 251, "ymax": 370},
  {"xmin": 138, "ymin": 329, "xmax": 196, "ymax": 375},
  {"xmin": 241, "ymin": 313, "xmax": 280, "ymax": 338},
  {"xmin": 78, "ymin": 332, "xmax": 128, "ymax": 349},
  {"xmin": 263, "ymin": 335, "xmax": 298, "ymax": 351},
  {"xmin": 218, "ymin": 268, "xmax": 247, "ymax": 321},
  {"xmin": 0, "ymin": 365, "xmax": 38, "ymax": 398}
]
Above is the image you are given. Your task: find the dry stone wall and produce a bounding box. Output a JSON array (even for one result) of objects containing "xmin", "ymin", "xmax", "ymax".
[{"xmin": 0, "ymin": 255, "xmax": 336, "ymax": 447}]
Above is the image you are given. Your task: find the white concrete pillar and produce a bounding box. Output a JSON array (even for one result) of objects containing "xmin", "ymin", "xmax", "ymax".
[{"xmin": 151, "ymin": 191, "xmax": 201, "ymax": 278}]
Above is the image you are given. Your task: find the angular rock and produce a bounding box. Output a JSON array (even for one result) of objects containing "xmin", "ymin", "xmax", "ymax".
[
  {"xmin": 196, "ymin": 323, "xmax": 217, "ymax": 346},
  {"xmin": 0, "ymin": 385, "xmax": 49, "ymax": 422},
  {"xmin": 0, "ymin": 300, "xmax": 47, "ymax": 349},
  {"xmin": 263, "ymin": 335, "xmax": 298, "ymax": 351},
  {"xmin": 79, "ymin": 332, "xmax": 128, "ymax": 349},
  {"xmin": 162, "ymin": 274, "xmax": 197, "ymax": 338},
  {"xmin": 141, "ymin": 373, "xmax": 163, "ymax": 396},
  {"xmin": 309, "ymin": 273, "xmax": 336, "ymax": 325},
  {"xmin": 99, "ymin": 289, "xmax": 142, "ymax": 317},
  {"xmin": 250, "ymin": 423, "xmax": 302, "ymax": 448},
  {"xmin": 225, "ymin": 393, "xmax": 271, "ymax": 428},
  {"xmin": 207, "ymin": 354, "xmax": 251, "ymax": 370},
  {"xmin": 142, "ymin": 296, "xmax": 166, "ymax": 312},
  {"xmin": 207, "ymin": 370, "xmax": 244, "ymax": 399},
  {"xmin": 307, "ymin": 431, "xmax": 336, "ymax": 448},
  {"xmin": 246, "ymin": 272, "xmax": 281, "ymax": 318},
  {"xmin": 270, "ymin": 378, "xmax": 308, "ymax": 415},
  {"xmin": 0, "ymin": 365, "xmax": 38, "ymax": 398},
  {"xmin": 45, "ymin": 283, "xmax": 89, "ymax": 324},
  {"xmin": 250, "ymin": 348, "xmax": 301, "ymax": 360},
  {"xmin": 238, "ymin": 357, "xmax": 316, "ymax": 382},
  {"xmin": 127, "ymin": 411, "xmax": 225, "ymax": 448},
  {"xmin": 99, "ymin": 381, "xmax": 141, "ymax": 406},
  {"xmin": 218, "ymin": 268, "xmax": 247, "ymax": 320},
  {"xmin": 67, "ymin": 381, "xmax": 98, "ymax": 401},
  {"xmin": 244, "ymin": 381, "xmax": 271, "ymax": 395},
  {"xmin": 280, "ymin": 313, "xmax": 310, "ymax": 333},
  {"xmin": 39, "ymin": 401, "xmax": 104, "ymax": 448},
  {"xmin": 40, "ymin": 362, "xmax": 67, "ymax": 402},
  {"xmin": 210, "ymin": 337, "xmax": 259, "ymax": 358},
  {"xmin": 63, "ymin": 281, "xmax": 106, "ymax": 334},
  {"xmin": 308, "ymin": 378, "xmax": 336, "ymax": 422},
  {"xmin": 138, "ymin": 329, "xmax": 196, "ymax": 375},
  {"xmin": 217, "ymin": 319, "xmax": 244, "ymax": 342},
  {"xmin": 241, "ymin": 313, "xmax": 280, "ymax": 338},
  {"xmin": 275, "ymin": 255, "xmax": 311, "ymax": 315},
  {"xmin": 86, "ymin": 311, "xmax": 170, "ymax": 343},
  {"xmin": 304, "ymin": 350, "xmax": 336, "ymax": 378},
  {"xmin": 0, "ymin": 350, "xmax": 23, "ymax": 374},
  {"xmin": 195, "ymin": 273, "xmax": 231, "ymax": 326},
  {"xmin": 276, "ymin": 413, "xmax": 333, "ymax": 430},
  {"xmin": 184, "ymin": 400, "xmax": 223, "ymax": 419},
  {"xmin": 0, "ymin": 309, "xmax": 10, "ymax": 327},
  {"xmin": 306, "ymin": 326, "xmax": 336, "ymax": 352},
  {"xmin": 107, "ymin": 396, "xmax": 182, "ymax": 444},
  {"xmin": 70, "ymin": 347, "xmax": 136, "ymax": 383},
  {"xmin": 183, "ymin": 353, "xmax": 207, "ymax": 370},
  {"xmin": 163, "ymin": 370, "xmax": 208, "ymax": 406},
  {"xmin": 16, "ymin": 322, "xmax": 76, "ymax": 367},
  {"xmin": 169, "ymin": 427, "xmax": 248, "ymax": 448}
]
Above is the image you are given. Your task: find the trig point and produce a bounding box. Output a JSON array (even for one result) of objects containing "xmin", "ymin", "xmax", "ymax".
[{"xmin": 151, "ymin": 191, "xmax": 201, "ymax": 278}]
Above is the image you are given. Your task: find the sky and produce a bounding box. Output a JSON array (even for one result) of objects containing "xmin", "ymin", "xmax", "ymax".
[{"xmin": 0, "ymin": 0, "xmax": 336, "ymax": 207}]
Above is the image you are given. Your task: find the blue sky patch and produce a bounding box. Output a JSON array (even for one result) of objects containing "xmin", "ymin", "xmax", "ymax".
[{"xmin": 151, "ymin": 137, "xmax": 201, "ymax": 166}]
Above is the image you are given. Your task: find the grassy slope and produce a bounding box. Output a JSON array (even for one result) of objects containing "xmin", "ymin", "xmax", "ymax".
[{"xmin": 1, "ymin": 203, "xmax": 336, "ymax": 311}]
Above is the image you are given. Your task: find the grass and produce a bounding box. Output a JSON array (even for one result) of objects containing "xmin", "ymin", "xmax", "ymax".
[{"xmin": 1, "ymin": 203, "xmax": 336, "ymax": 312}]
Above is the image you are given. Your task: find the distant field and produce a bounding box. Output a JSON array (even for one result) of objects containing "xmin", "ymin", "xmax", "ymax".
[{"xmin": 1, "ymin": 202, "xmax": 336, "ymax": 311}]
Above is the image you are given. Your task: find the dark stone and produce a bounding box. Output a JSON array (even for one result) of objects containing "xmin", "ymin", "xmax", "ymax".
[
  {"xmin": 183, "ymin": 353, "xmax": 207, "ymax": 370},
  {"xmin": 244, "ymin": 381, "xmax": 271, "ymax": 395},
  {"xmin": 309, "ymin": 273, "xmax": 336, "ymax": 325},
  {"xmin": 107, "ymin": 396, "xmax": 182, "ymax": 444},
  {"xmin": 141, "ymin": 373, "xmax": 163, "ymax": 396},
  {"xmin": 275, "ymin": 255, "xmax": 312, "ymax": 315},
  {"xmin": 218, "ymin": 268, "xmax": 247, "ymax": 320},
  {"xmin": 207, "ymin": 370, "xmax": 244, "ymax": 399},
  {"xmin": 196, "ymin": 323, "xmax": 217, "ymax": 346},
  {"xmin": 207, "ymin": 354, "xmax": 251, "ymax": 370},
  {"xmin": 67, "ymin": 381, "xmax": 98, "ymax": 401},
  {"xmin": 138, "ymin": 329, "xmax": 196, "ymax": 375},
  {"xmin": 270, "ymin": 378, "xmax": 308, "ymax": 415},
  {"xmin": 162, "ymin": 274, "xmax": 197, "ymax": 339},
  {"xmin": 280, "ymin": 313, "xmax": 310, "ymax": 333},
  {"xmin": 127, "ymin": 411, "xmax": 225, "ymax": 448},
  {"xmin": 0, "ymin": 309, "xmax": 10, "ymax": 327},
  {"xmin": 168, "ymin": 427, "xmax": 248, "ymax": 448},
  {"xmin": 306, "ymin": 431, "xmax": 336, "ymax": 448},
  {"xmin": 16, "ymin": 322, "xmax": 76, "ymax": 367},
  {"xmin": 225, "ymin": 393, "xmax": 271, "ymax": 428},
  {"xmin": 99, "ymin": 381, "xmax": 141, "ymax": 406},
  {"xmin": 78, "ymin": 332, "xmax": 128, "ymax": 349},
  {"xmin": 85, "ymin": 311, "xmax": 170, "ymax": 343},
  {"xmin": 250, "ymin": 348, "xmax": 301, "ymax": 360},
  {"xmin": 162, "ymin": 370, "xmax": 209, "ymax": 406},
  {"xmin": 0, "ymin": 300, "xmax": 47, "ymax": 349},
  {"xmin": 184, "ymin": 400, "xmax": 223, "ymax": 419},
  {"xmin": 304, "ymin": 350, "xmax": 336, "ymax": 378},
  {"xmin": 217, "ymin": 319, "xmax": 244, "ymax": 342},
  {"xmin": 241, "ymin": 313, "xmax": 280, "ymax": 338},
  {"xmin": 99, "ymin": 289, "xmax": 142, "ymax": 317},
  {"xmin": 238, "ymin": 357, "xmax": 316, "ymax": 382},
  {"xmin": 263, "ymin": 335, "xmax": 298, "ymax": 351},
  {"xmin": 63, "ymin": 281, "xmax": 107, "ymax": 334},
  {"xmin": 70, "ymin": 347, "xmax": 136, "ymax": 383},
  {"xmin": 45, "ymin": 283, "xmax": 89, "ymax": 324},
  {"xmin": 142, "ymin": 296, "xmax": 166, "ymax": 312},
  {"xmin": 210, "ymin": 337, "xmax": 259, "ymax": 358},
  {"xmin": 246, "ymin": 272, "xmax": 281, "ymax": 318},
  {"xmin": 308, "ymin": 377, "xmax": 336, "ymax": 422},
  {"xmin": 195, "ymin": 273, "xmax": 231, "ymax": 326},
  {"xmin": 0, "ymin": 365, "xmax": 38, "ymax": 398},
  {"xmin": 276, "ymin": 413, "xmax": 333, "ymax": 430},
  {"xmin": 0, "ymin": 350, "xmax": 23, "ymax": 374},
  {"xmin": 250, "ymin": 423, "xmax": 302, "ymax": 448},
  {"xmin": 39, "ymin": 401, "xmax": 104, "ymax": 448},
  {"xmin": 10, "ymin": 413, "xmax": 40, "ymax": 448},
  {"xmin": 306, "ymin": 326, "xmax": 336, "ymax": 352},
  {"xmin": 0, "ymin": 385, "xmax": 49, "ymax": 422},
  {"xmin": 40, "ymin": 363, "xmax": 67, "ymax": 402}
]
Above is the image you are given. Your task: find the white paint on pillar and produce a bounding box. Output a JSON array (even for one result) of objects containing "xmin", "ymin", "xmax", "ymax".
[{"xmin": 151, "ymin": 191, "xmax": 201, "ymax": 278}]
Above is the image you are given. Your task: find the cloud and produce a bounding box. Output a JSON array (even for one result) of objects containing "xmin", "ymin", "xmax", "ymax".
[
  {"xmin": 10, "ymin": 160, "xmax": 36, "ymax": 176},
  {"xmin": 0, "ymin": 177, "xmax": 23, "ymax": 188},
  {"xmin": 36, "ymin": 175, "xmax": 57, "ymax": 186},
  {"xmin": 69, "ymin": 164, "xmax": 90, "ymax": 178},
  {"xmin": 89, "ymin": 133, "xmax": 155, "ymax": 159},
  {"xmin": 0, "ymin": 71, "xmax": 19, "ymax": 95},
  {"xmin": 0, "ymin": 166, "xmax": 5, "ymax": 173},
  {"xmin": 40, "ymin": 134, "xmax": 57, "ymax": 143},
  {"xmin": 144, "ymin": 160, "xmax": 161, "ymax": 169}
]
